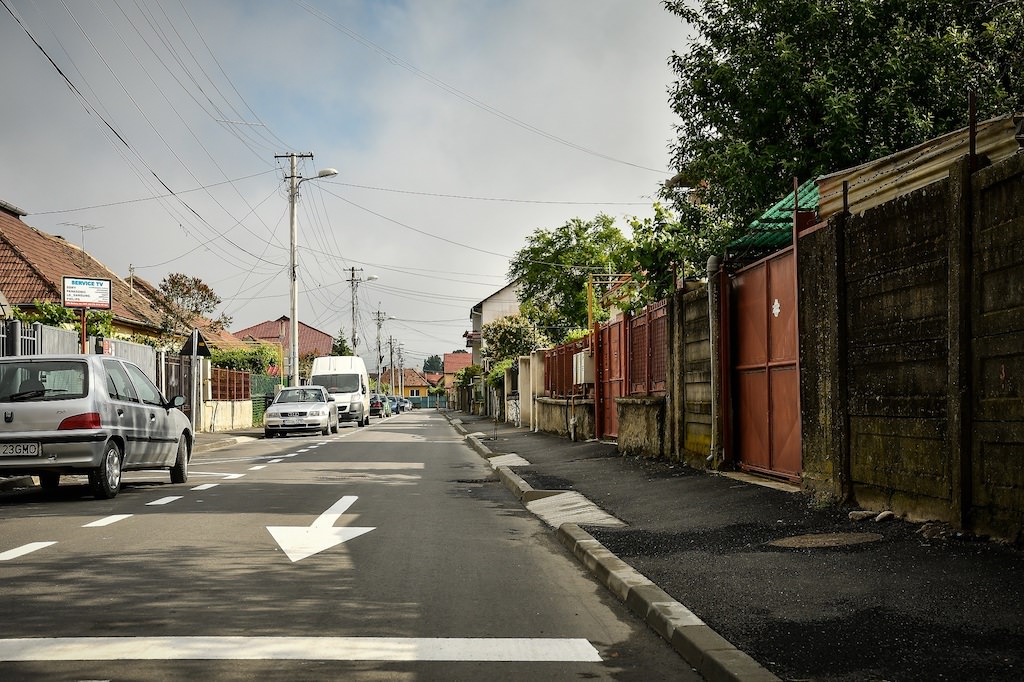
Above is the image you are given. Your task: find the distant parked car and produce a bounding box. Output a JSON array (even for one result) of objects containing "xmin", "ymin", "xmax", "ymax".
[
  {"xmin": 399, "ymin": 398, "xmax": 412, "ymax": 411},
  {"xmin": 264, "ymin": 385, "xmax": 338, "ymax": 438},
  {"xmin": 0, "ymin": 354, "xmax": 192, "ymax": 499},
  {"xmin": 369, "ymin": 393, "xmax": 390, "ymax": 418},
  {"xmin": 387, "ymin": 395, "xmax": 400, "ymax": 414}
]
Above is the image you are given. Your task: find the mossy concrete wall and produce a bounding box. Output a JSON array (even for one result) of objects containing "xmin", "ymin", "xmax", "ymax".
[
  {"xmin": 535, "ymin": 397, "xmax": 595, "ymax": 440},
  {"xmin": 799, "ymin": 152, "xmax": 1024, "ymax": 541},
  {"xmin": 616, "ymin": 396, "xmax": 666, "ymax": 458}
]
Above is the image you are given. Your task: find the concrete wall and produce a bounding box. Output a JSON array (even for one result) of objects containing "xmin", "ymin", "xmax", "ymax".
[
  {"xmin": 203, "ymin": 399, "xmax": 254, "ymax": 432},
  {"xmin": 617, "ymin": 396, "xmax": 665, "ymax": 457},
  {"xmin": 799, "ymin": 152, "xmax": 1024, "ymax": 540},
  {"xmin": 536, "ymin": 397, "xmax": 595, "ymax": 440}
]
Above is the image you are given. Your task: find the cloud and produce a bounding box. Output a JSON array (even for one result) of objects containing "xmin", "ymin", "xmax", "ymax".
[{"xmin": 0, "ymin": 0, "xmax": 685, "ymax": 367}]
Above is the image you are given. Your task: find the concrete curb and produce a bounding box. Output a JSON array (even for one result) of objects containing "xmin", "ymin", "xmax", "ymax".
[
  {"xmin": 0, "ymin": 476, "xmax": 35, "ymax": 492},
  {"xmin": 445, "ymin": 412, "xmax": 780, "ymax": 682}
]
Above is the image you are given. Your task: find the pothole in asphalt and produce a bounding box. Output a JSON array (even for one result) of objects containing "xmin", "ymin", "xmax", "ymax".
[{"xmin": 767, "ymin": 532, "xmax": 883, "ymax": 549}]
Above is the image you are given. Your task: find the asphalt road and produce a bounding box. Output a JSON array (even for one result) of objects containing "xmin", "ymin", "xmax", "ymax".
[{"xmin": 0, "ymin": 411, "xmax": 699, "ymax": 681}]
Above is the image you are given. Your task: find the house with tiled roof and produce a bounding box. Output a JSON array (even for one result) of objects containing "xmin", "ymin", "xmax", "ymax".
[
  {"xmin": 443, "ymin": 351, "xmax": 473, "ymax": 405},
  {"xmin": 232, "ymin": 316, "xmax": 332, "ymax": 380},
  {"xmin": 0, "ymin": 199, "xmax": 167, "ymax": 336}
]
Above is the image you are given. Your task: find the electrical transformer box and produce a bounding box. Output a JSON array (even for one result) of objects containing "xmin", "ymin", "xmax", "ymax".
[{"xmin": 572, "ymin": 351, "xmax": 594, "ymax": 384}]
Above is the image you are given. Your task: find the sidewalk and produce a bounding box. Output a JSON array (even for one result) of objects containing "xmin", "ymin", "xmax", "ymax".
[{"xmin": 445, "ymin": 410, "xmax": 1024, "ymax": 682}]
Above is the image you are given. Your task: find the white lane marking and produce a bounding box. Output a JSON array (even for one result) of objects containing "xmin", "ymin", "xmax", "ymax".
[
  {"xmin": 249, "ymin": 465, "xmax": 267, "ymax": 471},
  {"xmin": 331, "ymin": 463, "xmax": 425, "ymax": 470},
  {"xmin": 267, "ymin": 496, "xmax": 375, "ymax": 562},
  {"xmin": 83, "ymin": 515, "xmax": 132, "ymax": 528},
  {"xmin": 190, "ymin": 471, "xmax": 245, "ymax": 480},
  {"xmin": 281, "ymin": 454, "xmax": 297, "ymax": 458},
  {"xmin": 191, "ymin": 483, "xmax": 219, "ymax": 491},
  {"xmin": 146, "ymin": 496, "xmax": 182, "ymax": 506},
  {"xmin": 0, "ymin": 637, "xmax": 602, "ymax": 662},
  {"xmin": 0, "ymin": 542, "xmax": 57, "ymax": 561},
  {"xmin": 268, "ymin": 459, "xmax": 284, "ymax": 464}
]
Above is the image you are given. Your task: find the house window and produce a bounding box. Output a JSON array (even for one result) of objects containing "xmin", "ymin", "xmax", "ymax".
[{"xmin": 411, "ymin": 389, "xmax": 421, "ymax": 397}]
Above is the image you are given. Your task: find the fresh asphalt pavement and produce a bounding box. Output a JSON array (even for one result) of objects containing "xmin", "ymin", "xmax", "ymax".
[
  {"xmin": 417, "ymin": 410, "xmax": 1022, "ymax": 682},
  {"xmin": 183, "ymin": 411, "xmax": 1020, "ymax": 680}
]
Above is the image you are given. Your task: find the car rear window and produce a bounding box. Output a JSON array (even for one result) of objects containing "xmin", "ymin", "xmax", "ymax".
[{"xmin": 0, "ymin": 360, "xmax": 89, "ymax": 402}]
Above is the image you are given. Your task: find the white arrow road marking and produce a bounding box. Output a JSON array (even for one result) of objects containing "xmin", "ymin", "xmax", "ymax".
[
  {"xmin": 0, "ymin": 542, "xmax": 56, "ymax": 561},
  {"xmin": 0, "ymin": 637, "xmax": 602, "ymax": 662},
  {"xmin": 267, "ymin": 496, "xmax": 374, "ymax": 562},
  {"xmin": 83, "ymin": 515, "xmax": 132, "ymax": 528}
]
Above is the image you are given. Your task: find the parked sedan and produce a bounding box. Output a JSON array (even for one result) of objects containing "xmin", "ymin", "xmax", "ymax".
[
  {"xmin": 264, "ymin": 385, "xmax": 339, "ymax": 438},
  {"xmin": 0, "ymin": 354, "xmax": 192, "ymax": 499},
  {"xmin": 388, "ymin": 395, "xmax": 400, "ymax": 414},
  {"xmin": 399, "ymin": 398, "xmax": 412, "ymax": 411}
]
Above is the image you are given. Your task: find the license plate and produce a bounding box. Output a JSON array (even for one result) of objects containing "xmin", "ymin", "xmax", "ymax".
[
  {"xmin": 284, "ymin": 420, "xmax": 299, "ymax": 426},
  {"xmin": 0, "ymin": 442, "xmax": 40, "ymax": 457}
]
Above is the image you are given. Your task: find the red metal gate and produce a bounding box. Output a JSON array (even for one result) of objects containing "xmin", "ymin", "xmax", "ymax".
[
  {"xmin": 730, "ymin": 247, "xmax": 801, "ymax": 480},
  {"xmin": 596, "ymin": 316, "xmax": 626, "ymax": 439}
]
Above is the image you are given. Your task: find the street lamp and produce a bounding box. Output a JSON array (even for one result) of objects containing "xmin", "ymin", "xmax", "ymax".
[
  {"xmin": 348, "ymin": 267, "xmax": 378, "ymax": 350},
  {"xmin": 279, "ymin": 153, "xmax": 337, "ymax": 386}
]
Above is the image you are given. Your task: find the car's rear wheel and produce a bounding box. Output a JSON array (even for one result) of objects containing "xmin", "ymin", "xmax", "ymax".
[
  {"xmin": 321, "ymin": 423, "xmax": 330, "ymax": 436},
  {"xmin": 90, "ymin": 441, "xmax": 122, "ymax": 499},
  {"xmin": 330, "ymin": 417, "xmax": 339, "ymax": 434},
  {"xmin": 170, "ymin": 436, "xmax": 189, "ymax": 484},
  {"xmin": 39, "ymin": 472, "xmax": 60, "ymax": 491}
]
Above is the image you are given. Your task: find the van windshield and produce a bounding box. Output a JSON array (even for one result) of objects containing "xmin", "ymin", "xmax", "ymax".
[{"xmin": 311, "ymin": 373, "xmax": 361, "ymax": 394}]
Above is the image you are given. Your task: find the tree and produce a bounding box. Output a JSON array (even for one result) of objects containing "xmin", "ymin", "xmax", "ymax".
[
  {"xmin": 481, "ymin": 315, "xmax": 549, "ymax": 363},
  {"xmin": 627, "ymin": 202, "xmax": 731, "ymax": 305},
  {"xmin": 331, "ymin": 326, "xmax": 352, "ymax": 356},
  {"xmin": 508, "ymin": 215, "xmax": 631, "ymax": 344},
  {"xmin": 210, "ymin": 344, "xmax": 278, "ymax": 373},
  {"xmin": 423, "ymin": 354, "xmax": 443, "ymax": 372},
  {"xmin": 662, "ymin": 0, "xmax": 1024, "ymax": 261},
  {"xmin": 157, "ymin": 273, "xmax": 231, "ymax": 339}
]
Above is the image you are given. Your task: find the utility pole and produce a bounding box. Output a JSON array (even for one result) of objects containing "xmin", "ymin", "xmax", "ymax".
[
  {"xmin": 388, "ymin": 336, "xmax": 395, "ymax": 396},
  {"xmin": 347, "ymin": 267, "xmax": 378, "ymax": 351},
  {"xmin": 373, "ymin": 309, "xmax": 388, "ymax": 392},
  {"xmin": 397, "ymin": 344, "xmax": 405, "ymax": 397},
  {"xmin": 274, "ymin": 152, "xmax": 336, "ymax": 387}
]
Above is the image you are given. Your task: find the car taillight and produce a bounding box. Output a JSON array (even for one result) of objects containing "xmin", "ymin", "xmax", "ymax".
[{"xmin": 58, "ymin": 413, "xmax": 101, "ymax": 430}]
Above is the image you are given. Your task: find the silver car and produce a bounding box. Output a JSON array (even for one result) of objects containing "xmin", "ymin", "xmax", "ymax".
[
  {"xmin": 0, "ymin": 354, "xmax": 192, "ymax": 499},
  {"xmin": 263, "ymin": 385, "xmax": 339, "ymax": 438}
]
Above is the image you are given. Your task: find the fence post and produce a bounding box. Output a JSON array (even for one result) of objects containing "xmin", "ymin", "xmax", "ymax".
[{"xmin": 7, "ymin": 319, "xmax": 22, "ymax": 356}]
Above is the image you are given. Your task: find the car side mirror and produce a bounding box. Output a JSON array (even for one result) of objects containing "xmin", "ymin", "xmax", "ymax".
[{"xmin": 171, "ymin": 395, "xmax": 185, "ymax": 408}]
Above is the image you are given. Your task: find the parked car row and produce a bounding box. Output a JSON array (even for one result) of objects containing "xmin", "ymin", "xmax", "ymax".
[{"xmin": 369, "ymin": 393, "xmax": 412, "ymax": 419}]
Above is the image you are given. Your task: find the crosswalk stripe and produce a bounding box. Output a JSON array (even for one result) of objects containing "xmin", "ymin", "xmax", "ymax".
[{"xmin": 0, "ymin": 637, "xmax": 602, "ymax": 662}]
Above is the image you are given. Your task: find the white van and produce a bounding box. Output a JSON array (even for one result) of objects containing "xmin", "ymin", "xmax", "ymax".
[{"xmin": 309, "ymin": 356, "xmax": 370, "ymax": 427}]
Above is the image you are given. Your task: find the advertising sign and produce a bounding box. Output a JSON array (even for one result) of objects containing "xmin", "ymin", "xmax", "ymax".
[{"xmin": 62, "ymin": 277, "xmax": 112, "ymax": 310}]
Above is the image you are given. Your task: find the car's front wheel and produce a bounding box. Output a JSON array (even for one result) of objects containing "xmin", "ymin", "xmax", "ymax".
[
  {"xmin": 170, "ymin": 436, "xmax": 189, "ymax": 484},
  {"xmin": 90, "ymin": 441, "xmax": 123, "ymax": 499}
]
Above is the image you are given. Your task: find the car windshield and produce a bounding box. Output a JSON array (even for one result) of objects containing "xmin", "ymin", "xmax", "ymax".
[
  {"xmin": 0, "ymin": 360, "xmax": 88, "ymax": 402},
  {"xmin": 276, "ymin": 389, "xmax": 324, "ymax": 404},
  {"xmin": 311, "ymin": 373, "xmax": 360, "ymax": 393}
]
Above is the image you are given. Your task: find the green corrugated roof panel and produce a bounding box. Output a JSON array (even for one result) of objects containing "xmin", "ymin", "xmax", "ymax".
[{"xmin": 727, "ymin": 179, "xmax": 819, "ymax": 254}]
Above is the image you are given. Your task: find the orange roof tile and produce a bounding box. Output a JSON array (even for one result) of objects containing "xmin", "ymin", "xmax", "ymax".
[
  {"xmin": 0, "ymin": 205, "xmax": 164, "ymax": 332},
  {"xmin": 233, "ymin": 316, "xmax": 333, "ymax": 357}
]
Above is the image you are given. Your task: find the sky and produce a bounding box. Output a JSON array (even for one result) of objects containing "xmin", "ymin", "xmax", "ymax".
[{"xmin": 0, "ymin": 0, "xmax": 687, "ymax": 372}]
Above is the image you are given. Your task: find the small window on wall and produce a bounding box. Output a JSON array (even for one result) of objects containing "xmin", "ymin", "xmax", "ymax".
[{"xmin": 411, "ymin": 389, "xmax": 420, "ymax": 397}]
